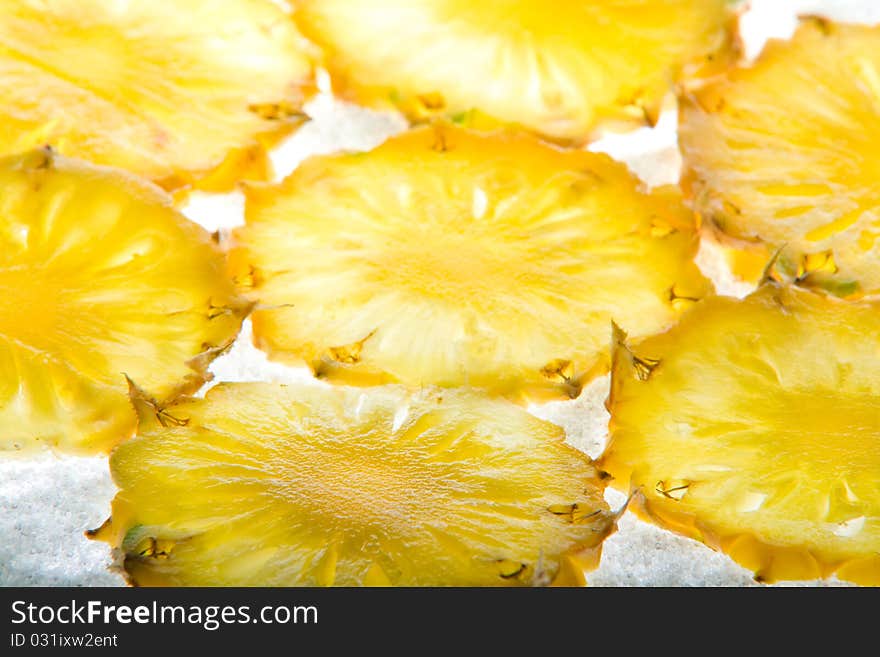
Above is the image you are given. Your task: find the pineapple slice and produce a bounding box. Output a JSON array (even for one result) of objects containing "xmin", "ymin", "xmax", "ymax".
[
  {"xmin": 0, "ymin": 148, "xmax": 250, "ymax": 454},
  {"xmin": 231, "ymin": 124, "xmax": 712, "ymax": 402},
  {"xmin": 600, "ymin": 284, "xmax": 880, "ymax": 585},
  {"xmin": 680, "ymin": 18, "xmax": 880, "ymax": 297},
  {"xmin": 0, "ymin": 0, "xmax": 314, "ymax": 191},
  {"xmin": 91, "ymin": 382, "xmax": 617, "ymax": 587},
  {"xmin": 293, "ymin": 0, "xmax": 739, "ymax": 143}
]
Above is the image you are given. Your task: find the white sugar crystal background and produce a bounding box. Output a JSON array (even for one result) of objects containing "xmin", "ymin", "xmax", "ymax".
[{"xmin": 1, "ymin": 0, "xmax": 877, "ymax": 587}]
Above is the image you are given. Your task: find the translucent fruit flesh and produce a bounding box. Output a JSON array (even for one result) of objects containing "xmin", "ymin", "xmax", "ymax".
[
  {"xmin": 600, "ymin": 285, "xmax": 880, "ymax": 585},
  {"xmin": 231, "ymin": 124, "xmax": 712, "ymax": 402},
  {"xmin": 93, "ymin": 382, "xmax": 617, "ymax": 586},
  {"xmin": 294, "ymin": 0, "xmax": 738, "ymax": 143},
  {"xmin": 680, "ymin": 18, "xmax": 880, "ymax": 297},
  {"xmin": 0, "ymin": 0, "xmax": 314, "ymax": 190},
  {"xmin": 0, "ymin": 149, "xmax": 250, "ymax": 454}
]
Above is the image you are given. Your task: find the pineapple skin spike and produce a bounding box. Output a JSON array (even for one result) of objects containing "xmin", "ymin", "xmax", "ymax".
[
  {"xmin": 0, "ymin": 148, "xmax": 251, "ymax": 454},
  {"xmin": 231, "ymin": 123, "xmax": 713, "ymax": 404},
  {"xmin": 90, "ymin": 382, "xmax": 618, "ymax": 587},
  {"xmin": 601, "ymin": 284, "xmax": 880, "ymax": 586},
  {"xmin": 0, "ymin": 0, "xmax": 315, "ymax": 192},
  {"xmin": 293, "ymin": 0, "xmax": 741, "ymax": 145}
]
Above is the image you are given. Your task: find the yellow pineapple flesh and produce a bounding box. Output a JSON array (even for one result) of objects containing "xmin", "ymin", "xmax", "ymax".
[
  {"xmin": 680, "ymin": 18, "xmax": 880, "ymax": 297},
  {"xmin": 600, "ymin": 284, "xmax": 880, "ymax": 585},
  {"xmin": 294, "ymin": 0, "xmax": 739, "ymax": 143},
  {"xmin": 0, "ymin": 0, "xmax": 314, "ymax": 190},
  {"xmin": 92, "ymin": 382, "xmax": 616, "ymax": 586},
  {"xmin": 0, "ymin": 148, "xmax": 250, "ymax": 454},
  {"xmin": 231, "ymin": 124, "xmax": 712, "ymax": 403}
]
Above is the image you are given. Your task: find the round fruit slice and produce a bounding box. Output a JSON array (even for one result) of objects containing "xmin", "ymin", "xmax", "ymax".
[
  {"xmin": 0, "ymin": 148, "xmax": 250, "ymax": 454},
  {"xmin": 600, "ymin": 284, "xmax": 880, "ymax": 585},
  {"xmin": 91, "ymin": 382, "xmax": 617, "ymax": 587},
  {"xmin": 680, "ymin": 18, "xmax": 880, "ymax": 297},
  {"xmin": 293, "ymin": 0, "xmax": 739, "ymax": 143},
  {"xmin": 231, "ymin": 124, "xmax": 712, "ymax": 402},
  {"xmin": 0, "ymin": 0, "xmax": 314, "ymax": 191}
]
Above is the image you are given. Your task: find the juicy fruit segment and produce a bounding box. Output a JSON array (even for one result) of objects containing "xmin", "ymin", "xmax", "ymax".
[
  {"xmin": 93, "ymin": 382, "xmax": 616, "ymax": 586},
  {"xmin": 0, "ymin": 149, "xmax": 250, "ymax": 454},
  {"xmin": 601, "ymin": 285, "xmax": 880, "ymax": 585},
  {"xmin": 232, "ymin": 124, "xmax": 712, "ymax": 402},
  {"xmin": 0, "ymin": 0, "xmax": 314, "ymax": 190},
  {"xmin": 680, "ymin": 19, "xmax": 880, "ymax": 296},
  {"xmin": 294, "ymin": 0, "xmax": 738, "ymax": 143}
]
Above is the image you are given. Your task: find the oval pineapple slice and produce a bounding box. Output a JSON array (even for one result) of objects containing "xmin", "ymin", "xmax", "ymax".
[
  {"xmin": 231, "ymin": 124, "xmax": 712, "ymax": 402},
  {"xmin": 0, "ymin": 148, "xmax": 250, "ymax": 454},
  {"xmin": 0, "ymin": 0, "xmax": 314, "ymax": 190},
  {"xmin": 92, "ymin": 382, "xmax": 616, "ymax": 587},
  {"xmin": 600, "ymin": 284, "xmax": 880, "ymax": 585},
  {"xmin": 680, "ymin": 18, "xmax": 880, "ymax": 297},
  {"xmin": 293, "ymin": 0, "xmax": 739, "ymax": 143}
]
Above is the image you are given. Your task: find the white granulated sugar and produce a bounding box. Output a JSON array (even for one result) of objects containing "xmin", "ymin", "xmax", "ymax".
[
  {"xmin": 0, "ymin": 455, "xmax": 120, "ymax": 586},
  {"xmin": 530, "ymin": 376, "xmax": 612, "ymax": 461},
  {"xmin": 202, "ymin": 320, "xmax": 326, "ymax": 390},
  {"xmin": 0, "ymin": 0, "xmax": 871, "ymax": 587}
]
